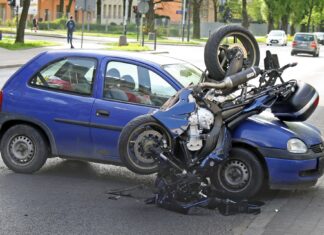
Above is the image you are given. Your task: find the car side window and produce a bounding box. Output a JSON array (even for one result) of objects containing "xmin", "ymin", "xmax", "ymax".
[
  {"xmin": 30, "ymin": 57, "xmax": 97, "ymax": 95},
  {"xmin": 104, "ymin": 61, "xmax": 176, "ymax": 107}
]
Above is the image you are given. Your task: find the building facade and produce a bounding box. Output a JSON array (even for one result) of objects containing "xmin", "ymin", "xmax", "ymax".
[
  {"xmin": 0, "ymin": 0, "xmax": 13, "ymax": 23},
  {"xmin": 101, "ymin": 0, "xmax": 137, "ymax": 25}
]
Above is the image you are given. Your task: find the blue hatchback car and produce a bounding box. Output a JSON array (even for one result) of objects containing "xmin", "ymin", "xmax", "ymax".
[{"xmin": 0, "ymin": 50, "xmax": 323, "ymax": 198}]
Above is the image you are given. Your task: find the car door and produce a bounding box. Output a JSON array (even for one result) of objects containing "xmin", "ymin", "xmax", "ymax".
[
  {"xmin": 26, "ymin": 56, "xmax": 97, "ymax": 158},
  {"xmin": 89, "ymin": 58, "xmax": 178, "ymax": 161}
]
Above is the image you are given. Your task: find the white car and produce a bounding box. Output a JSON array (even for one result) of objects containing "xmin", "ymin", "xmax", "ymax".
[{"xmin": 266, "ymin": 30, "xmax": 287, "ymax": 46}]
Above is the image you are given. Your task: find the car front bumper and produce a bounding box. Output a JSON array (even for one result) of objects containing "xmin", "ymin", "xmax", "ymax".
[{"xmin": 259, "ymin": 147, "xmax": 324, "ymax": 190}]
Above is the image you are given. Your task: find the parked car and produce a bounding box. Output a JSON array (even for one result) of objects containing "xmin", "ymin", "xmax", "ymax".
[
  {"xmin": 266, "ymin": 30, "xmax": 287, "ymax": 46},
  {"xmin": 0, "ymin": 51, "xmax": 323, "ymax": 198},
  {"xmin": 314, "ymin": 32, "xmax": 324, "ymax": 45},
  {"xmin": 291, "ymin": 33, "xmax": 320, "ymax": 57}
]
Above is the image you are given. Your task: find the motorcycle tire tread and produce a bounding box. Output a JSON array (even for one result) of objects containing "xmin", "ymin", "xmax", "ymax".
[{"xmin": 204, "ymin": 25, "xmax": 260, "ymax": 81}]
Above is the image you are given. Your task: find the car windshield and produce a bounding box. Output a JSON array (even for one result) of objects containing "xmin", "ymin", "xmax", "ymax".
[
  {"xmin": 315, "ymin": 33, "xmax": 324, "ymax": 39},
  {"xmin": 295, "ymin": 34, "xmax": 314, "ymax": 41},
  {"xmin": 162, "ymin": 63, "xmax": 202, "ymax": 87},
  {"xmin": 269, "ymin": 31, "xmax": 283, "ymax": 36}
]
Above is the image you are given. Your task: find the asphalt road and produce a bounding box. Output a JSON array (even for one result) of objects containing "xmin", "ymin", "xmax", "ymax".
[{"xmin": 0, "ymin": 42, "xmax": 323, "ymax": 235}]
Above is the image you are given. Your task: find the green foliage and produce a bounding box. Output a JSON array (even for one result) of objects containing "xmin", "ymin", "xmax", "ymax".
[
  {"xmin": 0, "ymin": 37, "xmax": 59, "ymax": 50},
  {"xmin": 247, "ymin": 0, "xmax": 264, "ymax": 22},
  {"xmin": 106, "ymin": 42, "xmax": 151, "ymax": 51}
]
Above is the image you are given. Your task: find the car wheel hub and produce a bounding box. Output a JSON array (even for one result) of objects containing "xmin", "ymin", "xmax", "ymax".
[
  {"xmin": 133, "ymin": 130, "xmax": 162, "ymax": 164},
  {"xmin": 221, "ymin": 160, "xmax": 250, "ymax": 190},
  {"xmin": 9, "ymin": 136, "xmax": 35, "ymax": 163}
]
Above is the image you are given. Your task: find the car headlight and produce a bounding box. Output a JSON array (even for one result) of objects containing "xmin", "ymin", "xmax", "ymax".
[{"xmin": 287, "ymin": 138, "xmax": 308, "ymax": 153}]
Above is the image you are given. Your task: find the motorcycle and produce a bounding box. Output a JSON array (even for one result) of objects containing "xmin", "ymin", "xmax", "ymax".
[{"xmin": 117, "ymin": 26, "xmax": 320, "ymax": 215}]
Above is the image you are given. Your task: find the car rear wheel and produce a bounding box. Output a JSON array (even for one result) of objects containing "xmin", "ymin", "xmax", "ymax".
[
  {"xmin": 0, "ymin": 125, "xmax": 49, "ymax": 173},
  {"xmin": 211, "ymin": 147, "xmax": 264, "ymax": 199}
]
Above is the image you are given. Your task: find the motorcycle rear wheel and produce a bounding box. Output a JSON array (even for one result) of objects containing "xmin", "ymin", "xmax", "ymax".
[
  {"xmin": 118, "ymin": 115, "xmax": 172, "ymax": 175},
  {"xmin": 204, "ymin": 25, "xmax": 260, "ymax": 81}
]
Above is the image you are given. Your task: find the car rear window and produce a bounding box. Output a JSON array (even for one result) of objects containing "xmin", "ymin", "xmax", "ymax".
[{"xmin": 295, "ymin": 34, "xmax": 315, "ymax": 41}]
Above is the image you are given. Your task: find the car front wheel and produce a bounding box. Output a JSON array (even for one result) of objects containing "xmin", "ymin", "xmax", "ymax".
[
  {"xmin": 211, "ymin": 147, "xmax": 264, "ymax": 199},
  {"xmin": 0, "ymin": 124, "xmax": 49, "ymax": 173}
]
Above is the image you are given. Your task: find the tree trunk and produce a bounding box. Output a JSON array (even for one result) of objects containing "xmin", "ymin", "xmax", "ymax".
[
  {"xmin": 267, "ymin": 13, "xmax": 274, "ymax": 33},
  {"xmin": 307, "ymin": 0, "xmax": 314, "ymax": 32},
  {"xmin": 192, "ymin": 0, "xmax": 202, "ymax": 39},
  {"xmin": 281, "ymin": 14, "xmax": 289, "ymax": 33},
  {"xmin": 66, "ymin": 0, "xmax": 73, "ymax": 17},
  {"xmin": 146, "ymin": 0, "xmax": 155, "ymax": 32},
  {"xmin": 59, "ymin": 0, "xmax": 64, "ymax": 18},
  {"xmin": 290, "ymin": 23, "xmax": 296, "ymax": 35},
  {"xmin": 97, "ymin": 0, "xmax": 102, "ymax": 24},
  {"xmin": 15, "ymin": 0, "xmax": 30, "ymax": 43},
  {"xmin": 212, "ymin": 0, "xmax": 218, "ymax": 22},
  {"xmin": 241, "ymin": 0, "xmax": 249, "ymax": 29}
]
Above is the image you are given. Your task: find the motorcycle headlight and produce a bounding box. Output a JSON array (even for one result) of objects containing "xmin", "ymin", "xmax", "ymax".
[{"xmin": 287, "ymin": 138, "xmax": 308, "ymax": 154}]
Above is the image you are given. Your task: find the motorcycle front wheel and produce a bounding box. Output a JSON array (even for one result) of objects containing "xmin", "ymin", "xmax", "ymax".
[
  {"xmin": 118, "ymin": 115, "xmax": 172, "ymax": 175},
  {"xmin": 204, "ymin": 25, "xmax": 260, "ymax": 81}
]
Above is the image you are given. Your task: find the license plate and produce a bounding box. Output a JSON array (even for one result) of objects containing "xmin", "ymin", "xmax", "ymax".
[{"xmin": 271, "ymin": 40, "xmax": 278, "ymax": 43}]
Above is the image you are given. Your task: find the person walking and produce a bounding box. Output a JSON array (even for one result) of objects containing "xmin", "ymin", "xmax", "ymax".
[
  {"xmin": 66, "ymin": 16, "xmax": 76, "ymax": 49},
  {"xmin": 32, "ymin": 17, "xmax": 38, "ymax": 32}
]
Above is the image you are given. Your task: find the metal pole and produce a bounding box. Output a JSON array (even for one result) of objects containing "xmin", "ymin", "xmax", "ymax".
[
  {"xmin": 181, "ymin": 0, "xmax": 187, "ymax": 42},
  {"xmin": 81, "ymin": 0, "xmax": 87, "ymax": 48},
  {"xmin": 140, "ymin": 15, "xmax": 144, "ymax": 46},
  {"xmin": 154, "ymin": 30, "xmax": 157, "ymax": 50},
  {"xmin": 187, "ymin": 0, "xmax": 190, "ymax": 42},
  {"xmin": 123, "ymin": 0, "xmax": 129, "ymax": 35}
]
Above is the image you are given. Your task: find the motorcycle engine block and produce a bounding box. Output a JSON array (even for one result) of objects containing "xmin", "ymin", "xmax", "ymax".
[{"xmin": 187, "ymin": 107, "xmax": 214, "ymax": 151}]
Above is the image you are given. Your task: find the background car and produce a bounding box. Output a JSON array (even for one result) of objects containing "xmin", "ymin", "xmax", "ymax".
[
  {"xmin": 0, "ymin": 51, "xmax": 323, "ymax": 198},
  {"xmin": 266, "ymin": 30, "xmax": 287, "ymax": 46},
  {"xmin": 291, "ymin": 33, "xmax": 320, "ymax": 57},
  {"xmin": 314, "ymin": 32, "xmax": 324, "ymax": 45}
]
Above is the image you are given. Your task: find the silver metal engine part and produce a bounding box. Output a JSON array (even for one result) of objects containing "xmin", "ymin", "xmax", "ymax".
[{"xmin": 186, "ymin": 107, "xmax": 214, "ymax": 151}]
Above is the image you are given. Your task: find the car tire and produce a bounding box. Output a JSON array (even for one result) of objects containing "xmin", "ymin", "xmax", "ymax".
[
  {"xmin": 291, "ymin": 52, "xmax": 295, "ymax": 56},
  {"xmin": 313, "ymin": 52, "xmax": 317, "ymax": 57},
  {"xmin": 118, "ymin": 115, "xmax": 172, "ymax": 175},
  {"xmin": 211, "ymin": 147, "xmax": 264, "ymax": 199},
  {"xmin": 0, "ymin": 125, "xmax": 49, "ymax": 174}
]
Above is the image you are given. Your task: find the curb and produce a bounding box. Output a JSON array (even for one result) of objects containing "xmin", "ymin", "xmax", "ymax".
[{"xmin": 0, "ymin": 64, "xmax": 23, "ymax": 69}]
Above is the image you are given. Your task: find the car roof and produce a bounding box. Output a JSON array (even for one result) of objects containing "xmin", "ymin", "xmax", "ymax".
[
  {"xmin": 294, "ymin": 32, "xmax": 315, "ymax": 35},
  {"xmin": 42, "ymin": 50, "xmax": 186, "ymax": 67}
]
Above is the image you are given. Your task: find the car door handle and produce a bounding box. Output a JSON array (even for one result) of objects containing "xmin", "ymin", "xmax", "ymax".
[{"xmin": 96, "ymin": 110, "xmax": 110, "ymax": 117}]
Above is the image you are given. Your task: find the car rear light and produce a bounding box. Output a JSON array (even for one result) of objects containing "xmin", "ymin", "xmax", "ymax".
[
  {"xmin": 292, "ymin": 41, "xmax": 297, "ymax": 47},
  {"xmin": 0, "ymin": 90, "xmax": 3, "ymax": 112},
  {"xmin": 311, "ymin": 41, "xmax": 317, "ymax": 48},
  {"xmin": 314, "ymin": 95, "xmax": 320, "ymax": 109}
]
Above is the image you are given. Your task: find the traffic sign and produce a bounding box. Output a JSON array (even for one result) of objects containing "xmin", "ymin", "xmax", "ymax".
[{"xmin": 138, "ymin": 1, "xmax": 149, "ymax": 14}]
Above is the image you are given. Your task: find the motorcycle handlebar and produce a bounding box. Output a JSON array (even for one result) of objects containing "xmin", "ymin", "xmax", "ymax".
[{"xmin": 199, "ymin": 66, "xmax": 261, "ymax": 90}]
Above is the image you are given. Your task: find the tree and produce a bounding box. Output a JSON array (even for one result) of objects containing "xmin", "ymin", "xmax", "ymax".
[
  {"xmin": 263, "ymin": 0, "xmax": 275, "ymax": 32},
  {"xmin": 97, "ymin": 0, "xmax": 102, "ymax": 24},
  {"xmin": 212, "ymin": 0, "xmax": 218, "ymax": 22},
  {"xmin": 59, "ymin": 0, "xmax": 64, "ymax": 17},
  {"xmin": 15, "ymin": 0, "xmax": 30, "ymax": 43},
  {"xmin": 241, "ymin": 0, "xmax": 249, "ymax": 28},
  {"xmin": 66, "ymin": 0, "xmax": 74, "ymax": 17},
  {"xmin": 192, "ymin": 0, "xmax": 203, "ymax": 39}
]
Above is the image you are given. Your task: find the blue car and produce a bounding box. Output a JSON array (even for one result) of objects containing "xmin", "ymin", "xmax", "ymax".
[{"xmin": 0, "ymin": 50, "xmax": 323, "ymax": 198}]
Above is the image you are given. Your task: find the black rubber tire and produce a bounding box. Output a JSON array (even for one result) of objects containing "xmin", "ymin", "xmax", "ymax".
[
  {"xmin": 211, "ymin": 147, "xmax": 264, "ymax": 199},
  {"xmin": 0, "ymin": 125, "xmax": 49, "ymax": 174},
  {"xmin": 313, "ymin": 52, "xmax": 317, "ymax": 57},
  {"xmin": 291, "ymin": 51, "xmax": 295, "ymax": 56},
  {"xmin": 204, "ymin": 25, "xmax": 260, "ymax": 81},
  {"xmin": 118, "ymin": 115, "xmax": 171, "ymax": 175}
]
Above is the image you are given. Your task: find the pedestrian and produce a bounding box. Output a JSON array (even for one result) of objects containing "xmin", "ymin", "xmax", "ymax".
[
  {"xmin": 66, "ymin": 16, "xmax": 76, "ymax": 49},
  {"xmin": 32, "ymin": 17, "xmax": 38, "ymax": 32}
]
